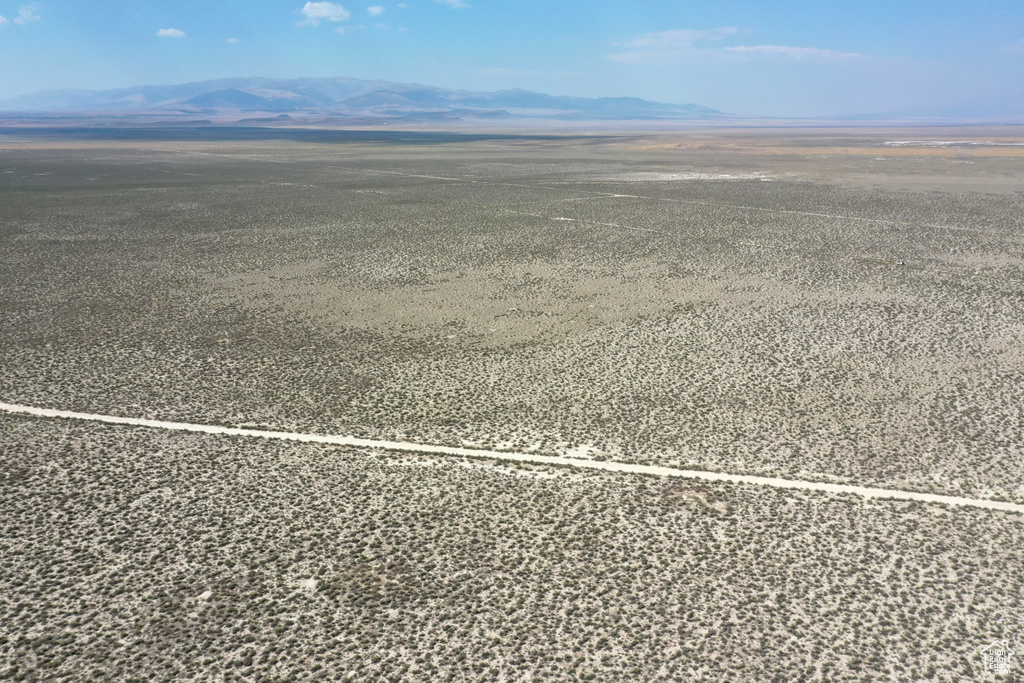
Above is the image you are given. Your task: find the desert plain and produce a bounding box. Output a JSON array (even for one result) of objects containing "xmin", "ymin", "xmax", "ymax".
[{"xmin": 1, "ymin": 125, "xmax": 1023, "ymax": 680}]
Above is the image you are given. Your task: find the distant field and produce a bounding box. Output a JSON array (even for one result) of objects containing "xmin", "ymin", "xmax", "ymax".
[
  {"xmin": 2, "ymin": 127, "xmax": 1022, "ymax": 501},
  {"xmin": 1, "ymin": 126, "xmax": 1023, "ymax": 680}
]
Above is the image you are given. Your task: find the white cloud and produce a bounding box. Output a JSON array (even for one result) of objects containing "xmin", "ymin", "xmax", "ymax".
[
  {"xmin": 436, "ymin": 0, "xmax": 468, "ymax": 8},
  {"xmin": 226, "ymin": 37, "xmax": 240, "ymax": 44},
  {"xmin": 298, "ymin": 1, "xmax": 351, "ymax": 26},
  {"xmin": 622, "ymin": 27, "xmax": 739, "ymax": 49},
  {"xmin": 1001, "ymin": 38, "xmax": 1024, "ymax": 55},
  {"xmin": 610, "ymin": 28, "xmax": 868, "ymax": 65},
  {"xmin": 725, "ymin": 44, "xmax": 864, "ymax": 60},
  {"xmin": 608, "ymin": 27, "xmax": 742, "ymax": 64},
  {"xmin": 156, "ymin": 28, "xmax": 186, "ymax": 38},
  {"xmin": 13, "ymin": 4, "xmax": 39, "ymax": 25},
  {"xmin": 0, "ymin": 15, "xmax": 8, "ymax": 26},
  {"xmin": 368, "ymin": 5, "xmax": 384, "ymax": 16}
]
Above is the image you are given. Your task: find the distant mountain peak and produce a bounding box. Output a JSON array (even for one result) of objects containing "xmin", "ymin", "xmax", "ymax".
[{"xmin": 0, "ymin": 76, "xmax": 727, "ymax": 122}]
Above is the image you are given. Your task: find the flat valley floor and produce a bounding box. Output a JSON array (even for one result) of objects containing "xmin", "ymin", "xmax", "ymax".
[{"xmin": 1, "ymin": 126, "xmax": 1023, "ymax": 680}]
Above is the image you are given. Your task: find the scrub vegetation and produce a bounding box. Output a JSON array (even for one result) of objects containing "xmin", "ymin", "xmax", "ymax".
[
  {"xmin": 1, "ymin": 127, "xmax": 1023, "ymax": 680},
  {"xmin": 1, "ymin": 416, "xmax": 1021, "ymax": 682}
]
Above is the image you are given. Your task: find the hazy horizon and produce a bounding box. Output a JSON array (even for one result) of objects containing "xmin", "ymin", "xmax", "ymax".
[{"xmin": 1, "ymin": 1, "xmax": 1023, "ymax": 119}]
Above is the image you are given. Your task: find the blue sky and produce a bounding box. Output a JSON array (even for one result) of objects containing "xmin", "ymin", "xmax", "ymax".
[{"xmin": 1, "ymin": 0, "xmax": 1023, "ymax": 116}]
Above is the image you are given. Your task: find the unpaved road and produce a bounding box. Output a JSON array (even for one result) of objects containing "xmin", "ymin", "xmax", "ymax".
[{"xmin": 3, "ymin": 402, "xmax": 1022, "ymax": 514}]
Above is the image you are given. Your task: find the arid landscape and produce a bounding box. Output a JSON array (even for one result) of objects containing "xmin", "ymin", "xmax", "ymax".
[{"xmin": 2, "ymin": 126, "xmax": 1023, "ymax": 680}]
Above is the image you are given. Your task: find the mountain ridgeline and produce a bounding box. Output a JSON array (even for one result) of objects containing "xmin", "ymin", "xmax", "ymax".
[{"xmin": 0, "ymin": 76, "xmax": 726, "ymax": 122}]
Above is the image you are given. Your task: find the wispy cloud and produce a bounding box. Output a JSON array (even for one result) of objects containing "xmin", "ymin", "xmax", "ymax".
[
  {"xmin": 226, "ymin": 37, "xmax": 240, "ymax": 44},
  {"xmin": 725, "ymin": 44, "xmax": 864, "ymax": 60},
  {"xmin": 610, "ymin": 27, "xmax": 868, "ymax": 65},
  {"xmin": 618, "ymin": 27, "xmax": 739, "ymax": 49},
  {"xmin": 0, "ymin": 15, "xmax": 8, "ymax": 26},
  {"xmin": 368, "ymin": 5, "xmax": 384, "ymax": 16},
  {"xmin": 156, "ymin": 28, "xmax": 186, "ymax": 38},
  {"xmin": 608, "ymin": 27, "xmax": 740, "ymax": 64},
  {"xmin": 13, "ymin": 4, "xmax": 40, "ymax": 25},
  {"xmin": 1001, "ymin": 38, "xmax": 1024, "ymax": 55},
  {"xmin": 298, "ymin": 1, "xmax": 351, "ymax": 27},
  {"xmin": 436, "ymin": 0, "xmax": 468, "ymax": 8}
]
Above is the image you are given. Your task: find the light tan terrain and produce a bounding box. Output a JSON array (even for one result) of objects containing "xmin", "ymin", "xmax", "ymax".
[
  {"xmin": 4, "ymin": 128, "xmax": 1024, "ymax": 500},
  {"xmin": 1, "ymin": 126, "xmax": 1023, "ymax": 680},
  {"xmin": 1, "ymin": 414, "xmax": 1022, "ymax": 681}
]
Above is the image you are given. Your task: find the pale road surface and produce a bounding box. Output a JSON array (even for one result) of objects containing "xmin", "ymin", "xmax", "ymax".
[{"xmin": 3, "ymin": 402, "xmax": 1023, "ymax": 514}]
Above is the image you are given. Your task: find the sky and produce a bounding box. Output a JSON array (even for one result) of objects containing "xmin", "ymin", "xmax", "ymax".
[{"xmin": 1, "ymin": 0, "xmax": 1023, "ymax": 117}]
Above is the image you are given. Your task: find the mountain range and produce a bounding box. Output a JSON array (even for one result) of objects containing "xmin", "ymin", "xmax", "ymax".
[{"xmin": 0, "ymin": 77, "xmax": 726, "ymax": 122}]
